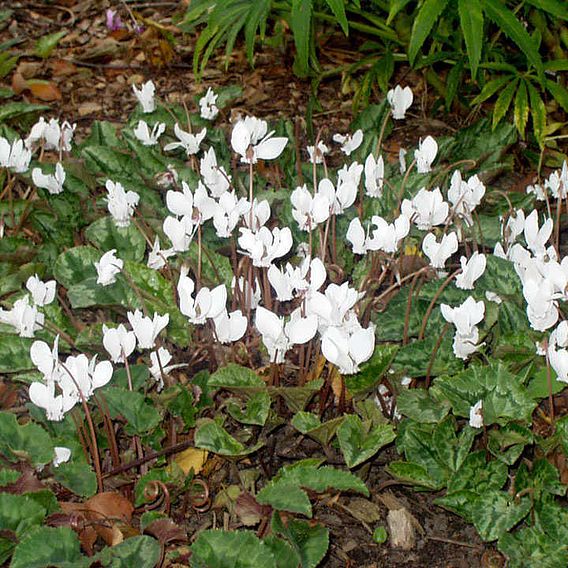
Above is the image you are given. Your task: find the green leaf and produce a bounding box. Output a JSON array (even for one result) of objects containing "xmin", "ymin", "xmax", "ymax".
[
  {"xmin": 194, "ymin": 420, "xmax": 263, "ymax": 456},
  {"xmin": 446, "ymin": 451, "xmax": 508, "ymax": 493},
  {"xmin": 396, "ymin": 389, "xmax": 450, "ymax": 423},
  {"xmin": 0, "ymin": 493, "xmax": 46, "ymax": 536},
  {"xmin": 487, "ymin": 423, "xmax": 533, "ymax": 465},
  {"xmin": 257, "ymin": 461, "xmax": 368, "ymax": 517},
  {"xmin": 190, "ymin": 530, "xmax": 276, "ymax": 568},
  {"xmin": 526, "ymin": 367, "xmax": 566, "ymax": 400},
  {"xmin": 545, "ymin": 79, "xmax": 568, "ymax": 113},
  {"xmin": 54, "ymin": 246, "xmax": 100, "ymax": 289},
  {"xmin": 469, "ymin": 490, "xmax": 531, "ymax": 541},
  {"xmin": 257, "ymin": 482, "xmax": 313, "ymax": 516},
  {"xmin": 482, "ymin": 0, "xmax": 544, "ymax": 78},
  {"xmin": 526, "ymin": 81, "xmax": 547, "ymax": 146},
  {"xmin": 66, "ymin": 276, "xmax": 135, "ymax": 309},
  {"xmin": 524, "ymin": 0, "xmax": 568, "ymax": 19},
  {"xmin": 85, "ymin": 216, "xmax": 146, "ymax": 262},
  {"xmin": 11, "ymin": 526, "xmax": 86, "ymax": 568},
  {"xmin": 0, "ymin": 469, "xmax": 20, "ymax": 486},
  {"xmin": 34, "ymin": 31, "xmax": 66, "ymax": 58},
  {"xmin": 263, "ymin": 535, "xmax": 300, "ymax": 568},
  {"xmin": 492, "ymin": 78, "xmax": 518, "ymax": 129},
  {"xmin": 471, "ymin": 75, "xmax": 515, "ymax": 105},
  {"xmin": 499, "ymin": 525, "xmax": 568, "ymax": 568},
  {"xmin": 209, "ymin": 363, "xmax": 265, "ymax": 389},
  {"xmin": 515, "ymin": 459, "xmax": 566, "ymax": 499},
  {"xmin": 324, "ymin": 0, "xmax": 348, "ymax": 35},
  {"xmin": 458, "ymin": 0, "xmax": 483, "ymax": 78},
  {"xmin": 337, "ymin": 415, "xmax": 396, "ymax": 468},
  {"xmin": 291, "ymin": 412, "xmax": 344, "ymax": 446},
  {"xmin": 290, "ymin": 0, "xmax": 313, "ymax": 77},
  {"xmin": 0, "ymin": 411, "xmax": 53, "ymax": 466},
  {"xmin": 272, "ymin": 513, "xmax": 329, "ymax": 568},
  {"xmin": 514, "ymin": 80, "xmax": 529, "ymax": 139},
  {"xmin": 431, "ymin": 361, "xmax": 537, "ymax": 425},
  {"xmin": 227, "ymin": 391, "xmax": 271, "ymax": 426},
  {"xmin": 387, "ymin": 0, "xmax": 413, "ymax": 24},
  {"xmin": 408, "ymin": 0, "xmax": 450, "ymax": 65},
  {"xmin": 104, "ymin": 387, "xmax": 162, "ymax": 435},
  {"xmin": 95, "ymin": 535, "xmax": 160, "ymax": 568},
  {"xmin": 53, "ymin": 462, "xmax": 97, "ymax": 498},
  {"xmin": 386, "ymin": 460, "xmax": 442, "ymax": 489},
  {"xmin": 0, "ymin": 102, "xmax": 49, "ymax": 123},
  {"xmin": 0, "ymin": 334, "xmax": 34, "ymax": 373},
  {"xmin": 373, "ymin": 526, "xmax": 388, "ymax": 544},
  {"xmin": 345, "ymin": 344, "xmax": 398, "ymax": 396}
]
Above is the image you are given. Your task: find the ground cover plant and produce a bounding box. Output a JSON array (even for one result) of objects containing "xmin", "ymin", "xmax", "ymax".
[
  {"xmin": 178, "ymin": 0, "xmax": 568, "ymax": 147},
  {"xmin": 0, "ymin": 67, "xmax": 567, "ymax": 567}
]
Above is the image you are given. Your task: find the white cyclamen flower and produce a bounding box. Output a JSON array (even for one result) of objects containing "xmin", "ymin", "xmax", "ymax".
[
  {"xmin": 321, "ymin": 322, "xmax": 375, "ymax": 375},
  {"xmin": 127, "ymin": 309, "xmax": 169, "ymax": 350},
  {"xmin": 238, "ymin": 226, "xmax": 293, "ymax": 267},
  {"xmin": 199, "ymin": 88, "xmax": 219, "ymax": 120},
  {"xmin": 290, "ymin": 184, "xmax": 331, "ymax": 231},
  {"xmin": 447, "ymin": 171, "xmax": 485, "ymax": 226},
  {"xmin": 524, "ymin": 210, "xmax": 553, "ymax": 259},
  {"xmin": 387, "ymin": 85, "xmax": 413, "ymax": 119},
  {"xmin": 26, "ymin": 274, "xmax": 56, "ymax": 306},
  {"xmin": 547, "ymin": 342, "xmax": 568, "ymax": 383},
  {"xmin": 455, "ymin": 253, "xmax": 486, "ymax": 290},
  {"xmin": 149, "ymin": 347, "xmax": 185, "ymax": 389},
  {"xmin": 213, "ymin": 309, "xmax": 248, "ymax": 344},
  {"xmin": 346, "ymin": 218, "xmax": 368, "ymax": 255},
  {"xmin": 200, "ymin": 147, "xmax": 231, "ymax": 198},
  {"xmin": 29, "ymin": 382, "xmax": 76, "ymax": 421},
  {"xmin": 401, "ymin": 187, "xmax": 448, "ymax": 230},
  {"xmin": 0, "ymin": 138, "xmax": 32, "ymax": 173},
  {"xmin": 163, "ymin": 215, "xmax": 195, "ymax": 252},
  {"xmin": 166, "ymin": 181, "xmax": 216, "ymax": 224},
  {"xmin": 366, "ymin": 214, "xmax": 410, "ymax": 254},
  {"xmin": 147, "ymin": 237, "xmax": 175, "ymax": 270},
  {"xmin": 0, "ymin": 295, "xmax": 44, "ymax": 338},
  {"xmin": 213, "ymin": 191, "xmax": 249, "ymax": 238},
  {"xmin": 422, "ymin": 232, "xmax": 458, "ymax": 269},
  {"xmin": 414, "ymin": 136, "xmax": 438, "ymax": 174},
  {"xmin": 132, "ymin": 80, "xmax": 156, "ymax": 113},
  {"xmin": 25, "ymin": 118, "xmax": 75, "ymax": 152},
  {"xmin": 133, "ymin": 120, "xmax": 165, "ymax": 146},
  {"xmin": 177, "ymin": 268, "xmax": 226, "ymax": 325},
  {"xmin": 164, "ymin": 124, "xmax": 206, "ymax": 156},
  {"xmin": 307, "ymin": 141, "xmax": 329, "ymax": 164},
  {"xmin": 441, "ymin": 296, "xmax": 485, "ymax": 359},
  {"xmin": 53, "ymin": 446, "xmax": 72, "ymax": 467},
  {"xmin": 105, "ymin": 180, "xmax": 139, "ymax": 228},
  {"xmin": 469, "ymin": 400, "xmax": 483, "ymax": 428},
  {"xmin": 32, "ymin": 163, "xmax": 66, "ymax": 195},
  {"xmin": 231, "ymin": 116, "xmax": 288, "ymax": 164},
  {"xmin": 255, "ymin": 306, "xmax": 318, "ymax": 364},
  {"xmin": 332, "ymin": 129, "xmax": 363, "ymax": 156},
  {"xmin": 95, "ymin": 249, "xmax": 123, "ymax": 286},
  {"xmin": 102, "ymin": 323, "xmax": 136, "ymax": 363},
  {"xmin": 364, "ymin": 153, "xmax": 385, "ymax": 198}
]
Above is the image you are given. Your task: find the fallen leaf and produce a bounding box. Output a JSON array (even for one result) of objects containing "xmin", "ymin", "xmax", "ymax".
[
  {"xmin": 174, "ymin": 448, "xmax": 208, "ymax": 475},
  {"xmin": 235, "ymin": 492, "xmax": 271, "ymax": 526},
  {"xmin": 49, "ymin": 59, "xmax": 78, "ymax": 77},
  {"xmin": 344, "ymin": 498, "xmax": 382, "ymax": 523},
  {"xmin": 83, "ymin": 492, "xmax": 134, "ymax": 546},
  {"xmin": 59, "ymin": 502, "xmax": 98, "ymax": 555},
  {"xmin": 15, "ymin": 61, "xmax": 43, "ymax": 79},
  {"xmin": 11, "ymin": 72, "xmax": 27, "ymax": 95},
  {"xmin": 28, "ymin": 80, "xmax": 62, "ymax": 101},
  {"xmin": 144, "ymin": 518, "xmax": 187, "ymax": 544},
  {"xmin": 78, "ymin": 102, "xmax": 102, "ymax": 117}
]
